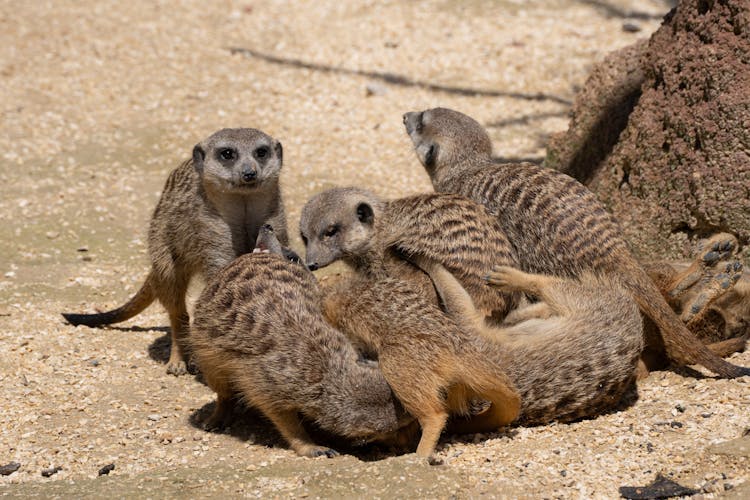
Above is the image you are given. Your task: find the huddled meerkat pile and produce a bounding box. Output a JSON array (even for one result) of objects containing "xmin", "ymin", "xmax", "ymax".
[{"xmin": 63, "ymin": 109, "xmax": 749, "ymax": 462}]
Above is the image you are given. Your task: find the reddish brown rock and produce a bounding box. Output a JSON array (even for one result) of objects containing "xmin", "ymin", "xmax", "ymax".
[{"xmin": 547, "ymin": 0, "xmax": 750, "ymax": 262}]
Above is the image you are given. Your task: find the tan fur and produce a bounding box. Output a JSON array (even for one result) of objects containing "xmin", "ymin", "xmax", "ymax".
[
  {"xmin": 301, "ymin": 188, "xmax": 521, "ymax": 460},
  {"xmin": 188, "ymin": 226, "xmax": 412, "ymax": 457},
  {"xmin": 403, "ymin": 107, "xmax": 750, "ymax": 378},
  {"xmin": 410, "ymin": 254, "xmax": 643, "ymax": 425},
  {"xmin": 62, "ymin": 129, "xmax": 288, "ymax": 375},
  {"xmin": 300, "ymin": 187, "xmax": 643, "ymax": 457}
]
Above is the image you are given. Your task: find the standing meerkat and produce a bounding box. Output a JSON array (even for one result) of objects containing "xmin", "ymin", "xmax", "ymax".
[
  {"xmin": 189, "ymin": 224, "xmax": 412, "ymax": 458},
  {"xmin": 403, "ymin": 107, "xmax": 749, "ymax": 379},
  {"xmin": 63, "ymin": 128, "xmax": 288, "ymax": 375},
  {"xmin": 300, "ymin": 187, "xmax": 643, "ymax": 459}
]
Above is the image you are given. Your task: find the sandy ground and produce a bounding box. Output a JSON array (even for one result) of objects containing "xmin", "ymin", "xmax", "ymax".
[{"xmin": 1, "ymin": 0, "xmax": 748, "ymax": 497}]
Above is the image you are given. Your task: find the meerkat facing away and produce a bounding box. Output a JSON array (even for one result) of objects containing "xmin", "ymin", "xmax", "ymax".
[
  {"xmin": 63, "ymin": 128, "xmax": 288, "ymax": 375},
  {"xmin": 301, "ymin": 188, "xmax": 521, "ymax": 461},
  {"xmin": 189, "ymin": 224, "xmax": 413, "ymax": 458},
  {"xmin": 403, "ymin": 107, "xmax": 750, "ymax": 379}
]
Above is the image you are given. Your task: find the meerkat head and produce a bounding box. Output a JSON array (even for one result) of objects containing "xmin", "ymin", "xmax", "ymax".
[
  {"xmin": 192, "ymin": 128, "xmax": 283, "ymax": 194},
  {"xmin": 299, "ymin": 187, "xmax": 384, "ymax": 271},
  {"xmin": 402, "ymin": 108, "xmax": 493, "ymax": 182},
  {"xmin": 253, "ymin": 223, "xmax": 305, "ymax": 267}
]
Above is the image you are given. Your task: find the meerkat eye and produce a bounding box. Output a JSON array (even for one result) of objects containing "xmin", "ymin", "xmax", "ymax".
[
  {"xmin": 255, "ymin": 146, "xmax": 269, "ymax": 159},
  {"xmin": 323, "ymin": 225, "xmax": 339, "ymax": 238},
  {"xmin": 300, "ymin": 233, "xmax": 308, "ymax": 246},
  {"xmin": 218, "ymin": 148, "xmax": 236, "ymax": 161}
]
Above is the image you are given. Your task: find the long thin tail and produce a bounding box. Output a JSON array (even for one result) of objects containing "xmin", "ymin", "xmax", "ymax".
[
  {"xmin": 62, "ymin": 272, "xmax": 157, "ymax": 327},
  {"xmin": 625, "ymin": 269, "xmax": 750, "ymax": 378}
]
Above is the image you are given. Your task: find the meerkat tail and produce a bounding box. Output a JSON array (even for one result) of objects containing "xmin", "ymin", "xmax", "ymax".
[
  {"xmin": 626, "ymin": 272, "xmax": 750, "ymax": 378},
  {"xmin": 62, "ymin": 272, "xmax": 157, "ymax": 327}
]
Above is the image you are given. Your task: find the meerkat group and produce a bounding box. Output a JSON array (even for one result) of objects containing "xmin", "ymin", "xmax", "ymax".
[{"xmin": 62, "ymin": 109, "xmax": 749, "ymax": 460}]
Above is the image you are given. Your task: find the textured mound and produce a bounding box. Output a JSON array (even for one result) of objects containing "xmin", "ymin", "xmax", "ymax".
[{"xmin": 547, "ymin": 0, "xmax": 750, "ymax": 262}]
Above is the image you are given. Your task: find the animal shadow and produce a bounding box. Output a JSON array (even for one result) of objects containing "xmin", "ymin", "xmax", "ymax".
[{"xmin": 188, "ymin": 400, "xmax": 408, "ymax": 461}]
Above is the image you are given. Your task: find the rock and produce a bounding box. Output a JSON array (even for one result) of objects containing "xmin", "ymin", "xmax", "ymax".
[
  {"xmin": 41, "ymin": 466, "xmax": 62, "ymax": 477},
  {"xmin": 546, "ymin": 0, "xmax": 750, "ymax": 261},
  {"xmin": 98, "ymin": 463, "xmax": 115, "ymax": 476},
  {"xmin": 0, "ymin": 461, "xmax": 21, "ymax": 476}
]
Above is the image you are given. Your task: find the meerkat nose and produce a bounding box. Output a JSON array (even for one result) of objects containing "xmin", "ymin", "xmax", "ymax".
[{"xmin": 307, "ymin": 263, "xmax": 319, "ymax": 271}]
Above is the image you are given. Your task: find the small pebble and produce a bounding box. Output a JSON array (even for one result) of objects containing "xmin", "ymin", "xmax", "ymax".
[
  {"xmin": 148, "ymin": 414, "xmax": 162, "ymax": 421},
  {"xmin": 41, "ymin": 466, "xmax": 62, "ymax": 477},
  {"xmin": 0, "ymin": 462, "xmax": 21, "ymax": 476},
  {"xmin": 98, "ymin": 463, "xmax": 115, "ymax": 476},
  {"xmin": 622, "ymin": 22, "xmax": 641, "ymax": 32}
]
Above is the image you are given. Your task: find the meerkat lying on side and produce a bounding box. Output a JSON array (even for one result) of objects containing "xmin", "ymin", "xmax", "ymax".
[
  {"xmin": 63, "ymin": 128, "xmax": 288, "ymax": 375},
  {"xmin": 189, "ymin": 224, "xmax": 413, "ymax": 458},
  {"xmin": 403, "ymin": 107, "xmax": 749, "ymax": 379},
  {"xmin": 640, "ymin": 233, "xmax": 746, "ymax": 371},
  {"xmin": 300, "ymin": 187, "xmax": 643, "ymax": 459}
]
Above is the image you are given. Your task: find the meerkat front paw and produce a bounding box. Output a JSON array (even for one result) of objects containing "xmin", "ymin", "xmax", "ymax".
[
  {"xmin": 670, "ymin": 233, "xmax": 739, "ymax": 298},
  {"xmin": 680, "ymin": 260, "xmax": 743, "ymax": 324},
  {"xmin": 166, "ymin": 359, "xmax": 189, "ymax": 376},
  {"xmin": 484, "ymin": 265, "xmax": 527, "ymax": 291},
  {"xmin": 305, "ymin": 447, "xmax": 340, "ymax": 459}
]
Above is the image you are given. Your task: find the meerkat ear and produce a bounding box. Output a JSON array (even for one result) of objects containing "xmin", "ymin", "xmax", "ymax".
[
  {"xmin": 192, "ymin": 144, "xmax": 206, "ymax": 173},
  {"xmin": 356, "ymin": 202, "xmax": 374, "ymax": 225},
  {"xmin": 424, "ymin": 143, "xmax": 439, "ymax": 169},
  {"xmin": 274, "ymin": 141, "xmax": 283, "ymax": 163}
]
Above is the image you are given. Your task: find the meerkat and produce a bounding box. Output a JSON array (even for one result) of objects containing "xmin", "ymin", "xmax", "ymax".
[
  {"xmin": 306, "ymin": 190, "xmax": 522, "ymax": 322},
  {"xmin": 403, "ymin": 107, "xmax": 750, "ymax": 379},
  {"xmin": 189, "ymin": 224, "xmax": 413, "ymax": 458},
  {"xmin": 640, "ymin": 233, "xmax": 746, "ymax": 370},
  {"xmin": 62, "ymin": 128, "xmax": 288, "ymax": 375},
  {"xmin": 409, "ymin": 254, "xmax": 643, "ymax": 425},
  {"xmin": 300, "ymin": 187, "xmax": 643, "ymax": 458}
]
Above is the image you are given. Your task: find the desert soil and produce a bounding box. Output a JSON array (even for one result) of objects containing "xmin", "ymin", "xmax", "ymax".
[{"xmin": 1, "ymin": 0, "xmax": 748, "ymax": 498}]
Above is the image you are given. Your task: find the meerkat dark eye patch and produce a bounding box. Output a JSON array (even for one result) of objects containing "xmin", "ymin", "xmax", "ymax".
[
  {"xmin": 255, "ymin": 146, "xmax": 269, "ymax": 159},
  {"xmin": 323, "ymin": 225, "xmax": 339, "ymax": 238},
  {"xmin": 218, "ymin": 148, "xmax": 236, "ymax": 161},
  {"xmin": 356, "ymin": 203, "xmax": 374, "ymax": 224},
  {"xmin": 416, "ymin": 112, "xmax": 424, "ymax": 133},
  {"xmin": 300, "ymin": 233, "xmax": 308, "ymax": 246},
  {"xmin": 424, "ymin": 144, "xmax": 438, "ymax": 169}
]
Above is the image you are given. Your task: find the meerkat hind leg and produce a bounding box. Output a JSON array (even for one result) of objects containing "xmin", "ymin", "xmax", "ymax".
[
  {"xmin": 415, "ymin": 411, "xmax": 449, "ymax": 463},
  {"xmin": 166, "ymin": 307, "xmax": 190, "ymax": 376},
  {"xmin": 203, "ymin": 393, "xmax": 234, "ymax": 431},
  {"xmin": 502, "ymin": 302, "xmax": 555, "ymax": 326},
  {"xmin": 409, "ymin": 254, "xmax": 486, "ymax": 333},
  {"xmin": 263, "ymin": 407, "xmax": 339, "ymax": 458}
]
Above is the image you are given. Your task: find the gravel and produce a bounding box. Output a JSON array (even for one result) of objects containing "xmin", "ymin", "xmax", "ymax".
[{"xmin": 1, "ymin": 0, "xmax": 748, "ymax": 497}]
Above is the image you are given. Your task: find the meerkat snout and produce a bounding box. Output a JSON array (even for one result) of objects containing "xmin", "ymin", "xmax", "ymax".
[
  {"xmin": 241, "ymin": 165, "xmax": 257, "ymax": 183},
  {"xmin": 403, "ymin": 111, "xmax": 421, "ymax": 134}
]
